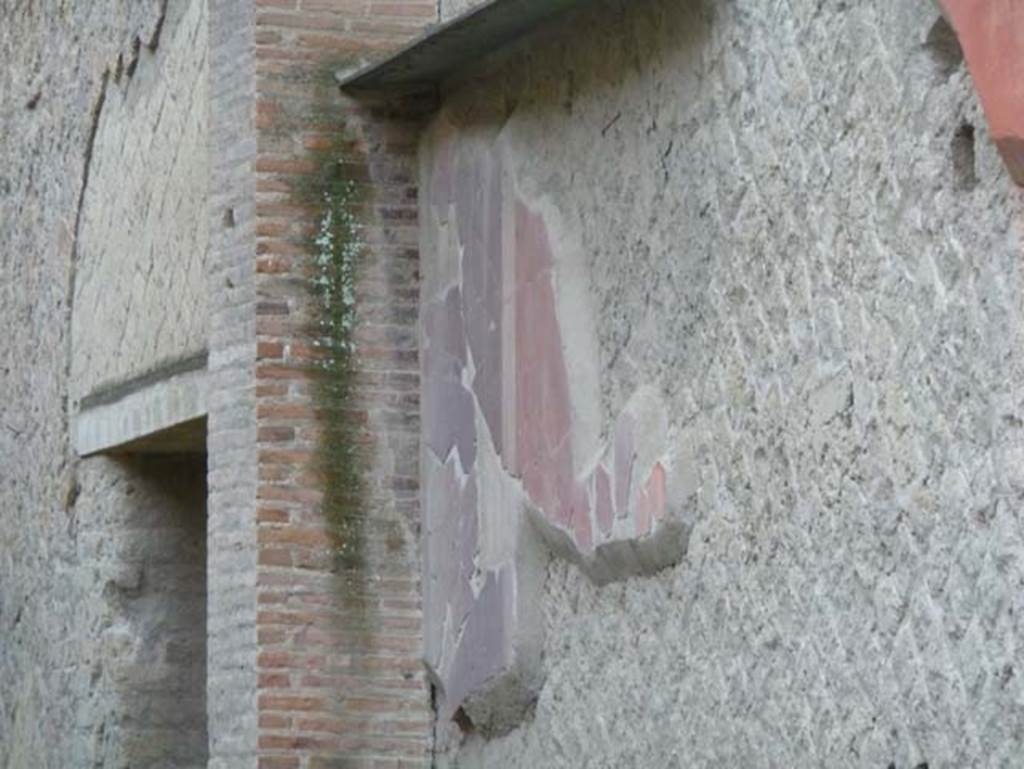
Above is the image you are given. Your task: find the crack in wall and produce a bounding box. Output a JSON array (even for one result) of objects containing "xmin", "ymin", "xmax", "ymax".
[
  {"xmin": 66, "ymin": 0, "xmax": 206, "ymax": 418},
  {"xmin": 63, "ymin": 0, "xmax": 169, "ymax": 427},
  {"xmin": 63, "ymin": 67, "xmax": 111, "ymax": 443},
  {"xmin": 125, "ymin": 0, "xmax": 169, "ymax": 79},
  {"xmin": 149, "ymin": 0, "xmax": 170, "ymax": 51}
]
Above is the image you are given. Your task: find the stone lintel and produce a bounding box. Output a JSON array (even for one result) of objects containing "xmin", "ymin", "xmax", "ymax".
[{"xmin": 73, "ymin": 360, "xmax": 209, "ymax": 455}]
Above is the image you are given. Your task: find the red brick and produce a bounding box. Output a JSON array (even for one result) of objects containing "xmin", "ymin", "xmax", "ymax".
[
  {"xmin": 257, "ymin": 485, "xmax": 323, "ymax": 504},
  {"xmin": 260, "ymin": 449, "xmax": 314, "ymax": 465},
  {"xmin": 258, "ymin": 714, "xmax": 294, "ymax": 731},
  {"xmin": 259, "ymin": 673, "xmax": 292, "ymax": 689},
  {"xmin": 260, "ymin": 465, "xmax": 291, "ymax": 482},
  {"xmin": 250, "ymin": 0, "xmax": 431, "ymax": 763},
  {"xmin": 257, "ymin": 364, "xmax": 309, "ymax": 381},
  {"xmin": 258, "ymin": 341, "xmax": 286, "ymax": 359},
  {"xmin": 258, "ymin": 506, "xmax": 291, "ymax": 523},
  {"xmin": 259, "ymin": 695, "xmax": 327, "ymax": 712},
  {"xmin": 258, "ymin": 627, "xmax": 289, "ymax": 645},
  {"xmin": 258, "ymin": 403, "xmax": 317, "ymax": 420},
  {"xmin": 258, "ymin": 548, "xmax": 294, "ymax": 567},
  {"xmin": 257, "ymin": 255, "xmax": 293, "ymax": 274},
  {"xmin": 258, "ymin": 526, "xmax": 333, "ymax": 547},
  {"xmin": 258, "ymin": 425, "xmax": 296, "ymax": 442},
  {"xmin": 258, "ymin": 757, "xmax": 299, "ymax": 769}
]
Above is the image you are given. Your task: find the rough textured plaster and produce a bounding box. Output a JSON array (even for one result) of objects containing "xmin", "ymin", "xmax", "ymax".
[
  {"xmin": 430, "ymin": 0, "xmax": 1024, "ymax": 765},
  {"xmin": 0, "ymin": 2, "xmax": 207, "ymax": 766}
]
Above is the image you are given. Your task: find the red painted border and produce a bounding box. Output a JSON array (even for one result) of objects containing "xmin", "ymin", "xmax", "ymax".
[{"xmin": 941, "ymin": 0, "xmax": 1024, "ymax": 185}]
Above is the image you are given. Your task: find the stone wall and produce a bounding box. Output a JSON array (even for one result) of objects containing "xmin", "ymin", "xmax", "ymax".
[
  {"xmin": 0, "ymin": 2, "xmax": 192, "ymax": 767},
  {"xmin": 70, "ymin": 0, "xmax": 209, "ymax": 405},
  {"xmin": 75, "ymin": 454, "xmax": 209, "ymax": 769},
  {"xmin": 422, "ymin": 0, "xmax": 1024, "ymax": 766},
  {"xmin": 6, "ymin": 0, "xmax": 1024, "ymax": 766},
  {"xmin": 3, "ymin": 0, "xmax": 441, "ymax": 765}
]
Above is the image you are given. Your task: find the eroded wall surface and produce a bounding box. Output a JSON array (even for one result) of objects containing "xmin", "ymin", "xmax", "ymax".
[
  {"xmin": 0, "ymin": 2, "xmax": 209, "ymax": 767},
  {"xmin": 71, "ymin": 454, "xmax": 209, "ymax": 769},
  {"xmin": 70, "ymin": 0, "xmax": 209, "ymax": 404},
  {"xmin": 423, "ymin": 0, "xmax": 1024, "ymax": 765}
]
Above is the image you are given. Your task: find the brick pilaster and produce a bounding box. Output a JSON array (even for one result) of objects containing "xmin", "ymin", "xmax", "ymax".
[{"xmin": 248, "ymin": 2, "xmax": 436, "ymax": 767}]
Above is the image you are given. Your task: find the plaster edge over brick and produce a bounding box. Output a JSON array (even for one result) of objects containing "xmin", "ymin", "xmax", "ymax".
[
  {"xmin": 73, "ymin": 363, "xmax": 209, "ymax": 456},
  {"xmin": 208, "ymin": 1, "xmax": 260, "ymax": 766},
  {"xmin": 939, "ymin": 0, "xmax": 1024, "ymax": 185}
]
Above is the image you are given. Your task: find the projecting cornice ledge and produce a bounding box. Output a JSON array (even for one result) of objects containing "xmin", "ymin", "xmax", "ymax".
[{"xmin": 337, "ymin": 0, "xmax": 592, "ymax": 92}]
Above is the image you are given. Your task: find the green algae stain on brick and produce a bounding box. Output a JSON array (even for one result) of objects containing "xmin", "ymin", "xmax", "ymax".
[
  {"xmin": 293, "ymin": 62, "xmax": 372, "ymax": 603},
  {"xmin": 312, "ymin": 170, "xmax": 366, "ymax": 576}
]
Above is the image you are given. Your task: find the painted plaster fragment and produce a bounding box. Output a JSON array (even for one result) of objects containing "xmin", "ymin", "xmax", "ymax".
[
  {"xmin": 423, "ymin": 286, "xmax": 476, "ymax": 468},
  {"xmin": 514, "ymin": 200, "xmax": 576, "ymax": 529},
  {"xmin": 423, "ymin": 456, "xmax": 519, "ymax": 721},
  {"xmin": 421, "ymin": 125, "xmax": 687, "ymax": 736},
  {"xmin": 940, "ymin": 0, "xmax": 1024, "ymax": 185},
  {"xmin": 458, "ymin": 143, "xmax": 505, "ymax": 452},
  {"xmin": 512, "ymin": 199, "xmax": 678, "ymax": 567}
]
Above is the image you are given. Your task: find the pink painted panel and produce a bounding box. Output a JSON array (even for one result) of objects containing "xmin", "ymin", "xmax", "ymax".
[{"xmin": 941, "ymin": 0, "xmax": 1024, "ymax": 185}]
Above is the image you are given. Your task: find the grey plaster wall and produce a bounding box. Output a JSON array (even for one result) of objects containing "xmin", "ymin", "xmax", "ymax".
[
  {"xmin": 427, "ymin": 0, "xmax": 1024, "ymax": 766},
  {"xmin": 0, "ymin": 2, "xmax": 210, "ymax": 767},
  {"xmin": 70, "ymin": 0, "xmax": 209, "ymax": 404}
]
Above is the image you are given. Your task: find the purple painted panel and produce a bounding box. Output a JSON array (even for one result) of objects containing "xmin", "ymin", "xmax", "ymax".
[
  {"xmin": 424, "ymin": 454, "xmax": 516, "ymax": 718},
  {"xmin": 423, "ymin": 287, "xmax": 477, "ymax": 468},
  {"xmin": 457, "ymin": 145, "xmax": 505, "ymax": 453},
  {"xmin": 423, "ymin": 457, "xmax": 473, "ymax": 670},
  {"xmin": 442, "ymin": 568, "xmax": 513, "ymax": 722}
]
